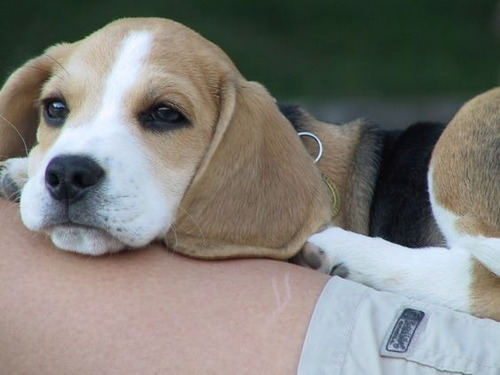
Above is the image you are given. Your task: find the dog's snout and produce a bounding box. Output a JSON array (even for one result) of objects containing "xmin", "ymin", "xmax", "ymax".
[{"xmin": 45, "ymin": 155, "xmax": 105, "ymax": 203}]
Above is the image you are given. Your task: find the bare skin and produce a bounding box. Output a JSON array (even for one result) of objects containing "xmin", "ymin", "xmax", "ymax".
[{"xmin": 0, "ymin": 199, "xmax": 329, "ymax": 374}]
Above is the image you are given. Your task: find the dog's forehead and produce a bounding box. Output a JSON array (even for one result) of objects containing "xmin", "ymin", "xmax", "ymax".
[{"xmin": 61, "ymin": 18, "xmax": 237, "ymax": 83}]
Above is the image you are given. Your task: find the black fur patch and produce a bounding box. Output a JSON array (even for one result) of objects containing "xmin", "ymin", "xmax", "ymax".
[
  {"xmin": 278, "ymin": 103, "xmax": 310, "ymax": 132},
  {"xmin": 369, "ymin": 122, "xmax": 446, "ymax": 247},
  {"xmin": 279, "ymin": 103, "xmax": 446, "ymax": 248}
]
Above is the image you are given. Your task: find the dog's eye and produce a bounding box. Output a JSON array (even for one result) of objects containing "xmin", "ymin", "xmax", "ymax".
[
  {"xmin": 43, "ymin": 100, "xmax": 69, "ymax": 126},
  {"xmin": 151, "ymin": 106, "xmax": 185, "ymax": 123},
  {"xmin": 140, "ymin": 105, "xmax": 189, "ymax": 131}
]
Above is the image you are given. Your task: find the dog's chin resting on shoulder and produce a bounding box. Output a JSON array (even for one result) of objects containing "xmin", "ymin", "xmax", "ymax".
[
  {"xmin": 0, "ymin": 17, "xmax": 498, "ymax": 321},
  {"xmin": 50, "ymin": 226, "xmax": 125, "ymax": 256}
]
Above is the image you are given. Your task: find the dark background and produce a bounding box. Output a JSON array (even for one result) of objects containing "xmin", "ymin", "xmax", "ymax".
[{"xmin": 1, "ymin": 0, "xmax": 499, "ymax": 127}]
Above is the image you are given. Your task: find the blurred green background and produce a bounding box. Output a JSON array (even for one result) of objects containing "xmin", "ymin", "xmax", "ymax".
[{"xmin": 1, "ymin": 0, "xmax": 499, "ymax": 126}]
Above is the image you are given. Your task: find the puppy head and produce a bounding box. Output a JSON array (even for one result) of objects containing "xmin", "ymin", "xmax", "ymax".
[{"xmin": 0, "ymin": 18, "xmax": 331, "ymax": 258}]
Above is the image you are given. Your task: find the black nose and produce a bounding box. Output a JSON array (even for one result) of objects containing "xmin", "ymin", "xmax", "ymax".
[{"xmin": 45, "ymin": 155, "xmax": 105, "ymax": 203}]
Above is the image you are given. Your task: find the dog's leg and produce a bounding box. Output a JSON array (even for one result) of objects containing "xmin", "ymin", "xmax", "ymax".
[
  {"xmin": 0, "ymin": 157, "xmax": 29, "ymax": 201},
  {"xmin": 305, "ymin": 227, "xmax": 473, "ymax": 313}
]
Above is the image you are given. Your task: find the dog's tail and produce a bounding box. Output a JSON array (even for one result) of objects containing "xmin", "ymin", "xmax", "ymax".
[{"xmin": 459, "ymin": 236, "xmax": 500, "ymax": 277}]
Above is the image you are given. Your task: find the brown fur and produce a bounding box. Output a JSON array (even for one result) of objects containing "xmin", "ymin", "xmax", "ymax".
[
  {"xmin": 431, "ymin": 87, "xmax": 500, "ymax": 238},
  {"xmin": 431, "ymin": 87, "xmax": 500, "ymax": 320},
  {"xmin": 166, "ymin": 79, "xmax": 332, "ymax": 259},
  {"xmin": 286, "ymin": 110, "xmax": 382, "ymax": 235},
  {"xmin": 471, "ymin": 260, "xmax": 500, "ymax": 321}
]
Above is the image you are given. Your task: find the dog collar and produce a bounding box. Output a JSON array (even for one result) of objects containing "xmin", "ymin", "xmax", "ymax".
[
  {"xmin": 298, "ymin": 132, "xmax": 341, "ymax": 219},
  {"xmin": 321, "ymin": 172, "xmax": 341, "ymax": 218}
]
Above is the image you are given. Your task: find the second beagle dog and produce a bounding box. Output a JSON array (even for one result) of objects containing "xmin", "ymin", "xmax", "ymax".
[
  {"xmin": 0, "ymin": 18, "xmax": 498, "ymax": 321},
  {"xmin": 299, "ymin": 88, "xmax": 500, "ymax": 321}
]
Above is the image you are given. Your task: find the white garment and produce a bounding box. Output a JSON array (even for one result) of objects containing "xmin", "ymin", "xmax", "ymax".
[{"xmin": 299, "ymin": 277, "xmax": 500, "ymax": 375}]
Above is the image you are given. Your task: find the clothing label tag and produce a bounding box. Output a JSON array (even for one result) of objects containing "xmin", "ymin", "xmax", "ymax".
[{"xmin": 386, "ymin": 308, "xmax": 425, "ymax": 353}]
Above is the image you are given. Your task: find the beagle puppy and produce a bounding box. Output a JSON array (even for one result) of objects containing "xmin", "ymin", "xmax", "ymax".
[
  {"xmin": 300, "ymin": 88, "xmax": 500, "ymax": 321},
  {"xmin": 0, "ymin": 18, "xmax": 498, "ymax": 321},
  {"xmin": 0, "ymin": 18, "xmax": 331, "ymax": 259}
]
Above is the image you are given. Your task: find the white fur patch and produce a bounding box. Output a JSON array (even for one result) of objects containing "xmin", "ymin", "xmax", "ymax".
[
  {"xmin": 308, "ymin": 227, "xmax": 473, "ymax": 313},
  {"xmin": 97, "ymin": 31, "xmax": 152, "ymax": 124},
  {"xmin": 427, "ymin": 170, "xmax": 461, "ymax": 246}
]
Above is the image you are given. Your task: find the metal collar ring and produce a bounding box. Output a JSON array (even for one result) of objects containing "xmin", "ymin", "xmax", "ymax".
[{"xmin": 297, "ymin": 131, "xmax": 323, "ymax": 164}]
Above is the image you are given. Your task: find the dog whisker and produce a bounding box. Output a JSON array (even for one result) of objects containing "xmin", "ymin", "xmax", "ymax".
[
  {"xmin": 0, "ymin": 202, "xmax": 18, "ymax": 220},
  {"xmin": 43, "ymin": 53, "xmax": 70, "ymax": 78},
  {"xmin": 22, "ymin": 227, "xmax": 44, "ymax": 243},
  {"xmin": 0, "ymin": 114, "xmax": 29, "ymax": 157},
  {"xmin": 22, "ymin": 59, "xmax": 66, "ymax": 81},
  {"xmin": 168, "ymin": 222, "xmax": 179, "ymax": 252},
  {"xmin": 6, "ymin": 187, "xmax": 22, "ymax": 202},
  {"xmin": 174, "ymin": 204, "xmax": 207, "ymax": 248}
]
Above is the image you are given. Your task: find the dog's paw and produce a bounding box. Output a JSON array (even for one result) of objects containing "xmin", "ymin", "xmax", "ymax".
[
  {"xmin": 304, "ymin": 226, "xmax": 378, "ymax": 279},
  {"xmin": 0, "ymin": 158, "xmax": 29, "ymax": 202},
  {"xmin": 292, "ymin": 227, "xmax": 351, "ymax": 277}
]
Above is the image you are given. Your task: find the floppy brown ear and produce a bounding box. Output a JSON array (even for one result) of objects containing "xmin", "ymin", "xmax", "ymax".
[
  {"xmin": 0, "ymin": 43, "xmax": 72, "ymax": 160},
  {"xmin": 166, "ymin": 79, "xmax": 332, "ymax": 259}
]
